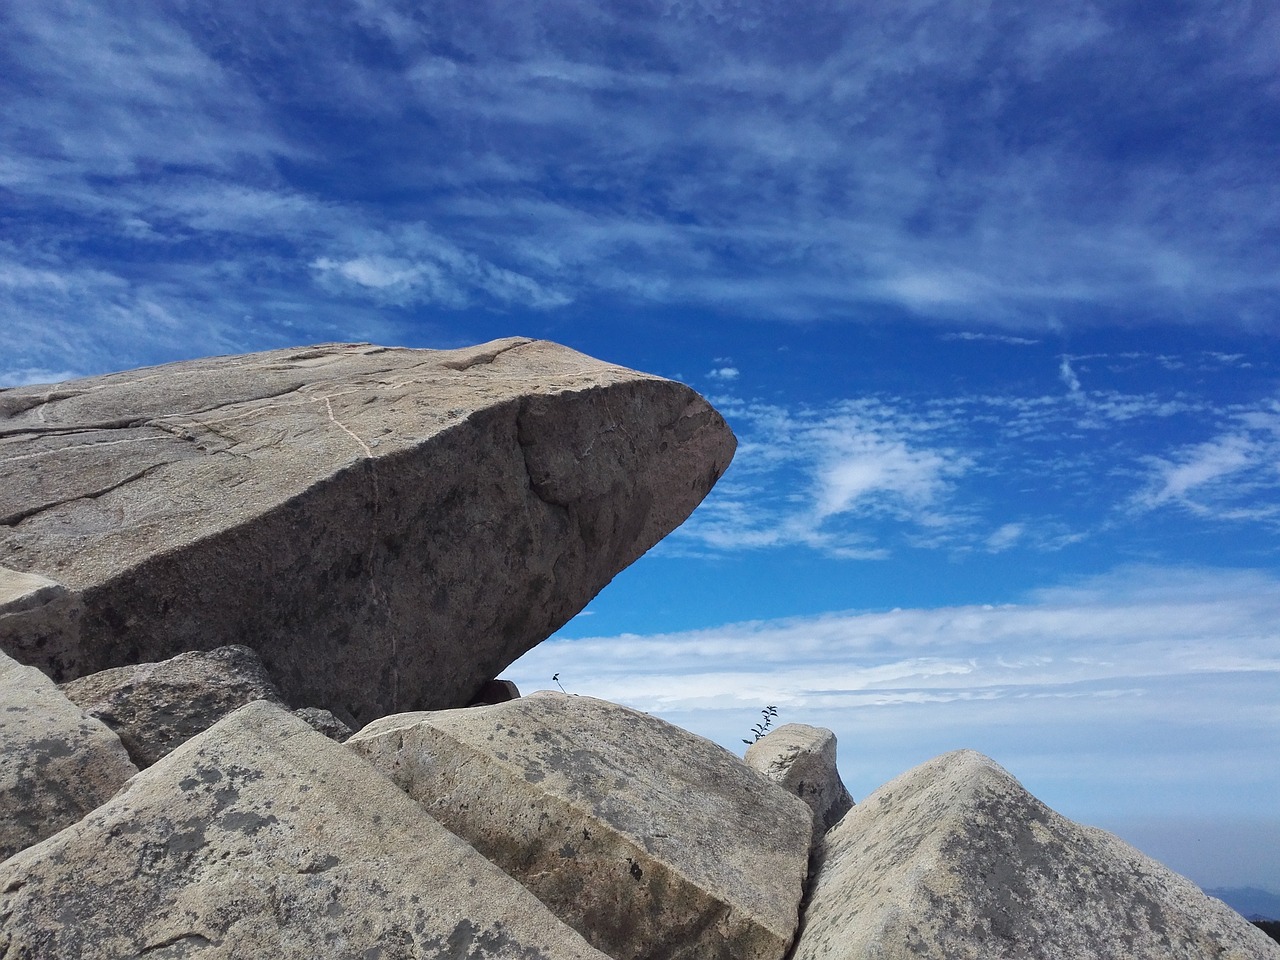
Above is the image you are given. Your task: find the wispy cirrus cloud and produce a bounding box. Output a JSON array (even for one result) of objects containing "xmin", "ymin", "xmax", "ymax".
[
  {"xmin": 679, "ymin": 397, "xmax": 973, "ymax": 557},
  {"xmin": 676, "ymin": 350, "xmax": 1280, "ymax": 561},
  {"xmin": 3, "ymin": 0, "xmax": 1279, "ymax": 382},
  {"xmin": 1135, "ymin": 409, "xmax": 1280, "ymax": 520}
]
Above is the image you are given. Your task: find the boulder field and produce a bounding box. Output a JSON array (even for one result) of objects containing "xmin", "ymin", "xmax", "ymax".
[{"xmin": 2, "ymin": 341, "xmax": 1276, "ymax": 959}]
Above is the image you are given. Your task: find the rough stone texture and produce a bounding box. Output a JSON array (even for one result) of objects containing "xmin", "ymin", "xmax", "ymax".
[
  {"xmin": 0, "ymin": 564, "xmax": 84, "ymax": 672},
  {"xmin": 60, "ymin": 645, "xmax": 288, "ymax": 767},
  {"xmin": 0, "ymin": 700, "xmax": 613, "ymax": 960},
  {"xmin": 745, "ymin": 723, "xmax": 853, "ymax": 838},
  {"xmin": 0, "ymin": 339, "xmax": 735, "ymax": 724},
  {"xmin": 790, "ymin": 750, "xmax": 1280, "ymax": 960},
  {"xmin": 0, "ymin": 649, "xmax": 137, "ymax": 862},
  {"xmin": 467, "ymin": 678, "xmax": 521, "ymax": 706},
  {"xmin": 349, "ymin": 691, "xmax": 812, "ymax": 960},
  {"xmin": 292, "ymin": 706, "xmax": 354, "ymax": 742}
]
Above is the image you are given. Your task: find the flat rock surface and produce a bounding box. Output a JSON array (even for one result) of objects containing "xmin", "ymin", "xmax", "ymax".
[
  {"xmin": 0, "ymin": 339, "xmax": 735, "ymax": 723},
  {"xmin": 0, "ymin": 650, "xmax": 137, "ymax": 862},
  {"xmin": 349, "ymin": 691, "xmax": 813, "ymax": 960},
  {"xmin": 60, "ymin": 645, "xmax": 287, "ymax": 767},
  {"xmin": 790, "ymin": 750, "xmax": 1279, "ymax": 960},
  {"xmin": 0, "ymin": 700, "xmax": 612, "ymax": 960}
]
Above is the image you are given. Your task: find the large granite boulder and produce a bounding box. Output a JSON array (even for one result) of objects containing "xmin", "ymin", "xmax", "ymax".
[
  {"xmin": 0, "ymin": 339, "xmax": 735, "ymax": 724},
  {"xmin": 790, "ymin": 750, "xmax": 1279, "ymax": 960},
  {"xmin": 0, "ymin": 650, "xmax": 137, "ymax": 862},
  {"xmin": 349, "ymin": 691, "xmax": 813, "ymax": 960},
  {"xmin": 0, "ymin": 700, "xmax": 612, "ymax": 960},
  {"xmin": 60, "ymin": 645, "xmax": 290, "ymax": 767},
  {"xmin": 745, "ymin": 723, "xmax": 853, "ymax": 839}
]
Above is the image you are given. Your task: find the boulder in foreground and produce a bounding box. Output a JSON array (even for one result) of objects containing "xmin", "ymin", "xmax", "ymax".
[
  {"xmin": 0, "ymin": 339, "xmax": 735, "ymax": 724},
  {"xmin": 790, "ymin": 750, "xmax": 1279, "ymax": 960},
  {"xmin": 0, "ymin": 700, "xmax": 612, "ymax": 960},
  {"xmin": 0, "ymin": 649, "xmax": 137, "ymax": 862},
  {"xmin": 349, "ymin": 691, "xmax": 813, "ymax": 960}
]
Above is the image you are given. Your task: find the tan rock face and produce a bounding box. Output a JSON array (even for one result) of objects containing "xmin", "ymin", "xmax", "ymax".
[
  {"xmin": 0, "ymin": 700, "xmax": 613, "ymax": 960},
  {"xmin": 60, "ymin": 645, "xmax": 288, "ymax": 767},
  {"xmin": 791, "ymin": 750, "xmax": 1280, "ymax": 960},
  {"xmin": 0, "ymin": 565, "xmax": 84, "ymax": 676},
  {"xmin": 349, "ymin": 691, "xmax": 813, "ymax": 960},
  {"xmin": 745, "ymin": 723, "xmax": 853, "ymax": 839},
  {"xmin": 0, "ymin": 650, "xmax": 137, "ymax": 862},
  {"xmin": 0, "ymin": 339, "xmax": 735, "ymax": 724}
]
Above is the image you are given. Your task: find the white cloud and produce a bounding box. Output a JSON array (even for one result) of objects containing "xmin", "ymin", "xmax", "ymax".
[
  {"xmin": 985, "ymin": 522, "xmax": 1026, "ymax": 552},
  {"xmin": 2, "ymin": 0, "xmax": 1277, "ymax": 372},
  {"xmin": 812, "ymin": 433, "xmax": 956, "ymax": 520},
  {"xmin": 2, "ymin": 0, "xmax": 288, "ymax": 178},
  {"xmin": 676, "ymin": 397, "xmax": 972, "ymax": 557},
  {"xmin": 943, "ymin": 332, "xmax": 1040, "ymax": 345},
  {"xmin": 1134, "ymin": 412, "xmax": 1280, "ymax": 521},
  {"xmin": 707, "ymin": 367, "xmax": 740, "ymax": 381},
  {"xmin": 1142, "ymin": 435, "xmax": 1256, "ymax": 506},
  {"xmin": 1059, "ymin": 356, "xmax": 1084, "ymax": 397}
]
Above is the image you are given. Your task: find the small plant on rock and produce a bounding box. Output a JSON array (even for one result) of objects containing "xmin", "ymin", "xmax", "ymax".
[{"xmin": 743, "ymin": 705, "xmax": 778, "ymax": 745}]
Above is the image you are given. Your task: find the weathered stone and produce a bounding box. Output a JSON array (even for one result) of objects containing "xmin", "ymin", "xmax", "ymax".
[
  {"xmin": 60, "ymin": 645, "xmax": 287, "ymax": 767},
  {"xmin": 0, "ymin": 339, "xmax": 735, "ymax": 724},
  {"xmin": 467, "ymin": 677, "xmax": 521, "ymax": 706},
  {"xmin": 0, "ymin": 650, "xmax": 137, "ymax": 862},
  {"xmin": 745, "ymin": 723, "xmax": 853, "ymax": 837},
  {"xmin": 292, "ymin": 706, "xmax": 353, "ymax": 742},
  {"xmin": 791, "ymin": 750, "xmax": 1280, "ymax": 960},
  {"xmin": 0, "ymin": 700, "xmax": 612, "ymax": 960},
  {"xmin": 0, "ymin": 565, "xmax": 84, "ymax": 679},
  {"xmin": 349, "ymin": 691, "xmax": 812, "ymax": 960}
]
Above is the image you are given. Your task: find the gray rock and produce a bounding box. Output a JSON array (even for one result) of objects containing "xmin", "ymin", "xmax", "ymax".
[
  {"xmin": 60, "ymin": 645, "xmax": 287, "ymax": 767},
  {"xmin": 349, "ymin": 691, "xmax": 813, "ymax": 960},
  {"xmin": 745, "ymin": 723, "xmax": 853, "ymax": 837},
  {"xmin": 0, "ymin": 650, "xmax": 137, "ymax": 862},
  {"xmin": 292, "ymin": 706, "xmax": 354, "ymax": 742},
  {"xmin": 0, "ymin": 565, "xmax": 84, "ymax": 679},
  {"xmin": 467, "ymin": 677, "xmax": 521, "ymax": 706},
  {"xmin": 0, "ymin": 700, "xmax": 612, "ymax": 960},
  {"xmin": 0, "ymin": 339, "xmax": 735, "ymax": 724},
  {"xmin": 790, "ymin": 750, "xmax": 1280, "ymax": 960}
]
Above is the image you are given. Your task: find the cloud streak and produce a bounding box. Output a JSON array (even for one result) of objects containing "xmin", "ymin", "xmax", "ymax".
[
  {"xmin": 678, "ymin": 397, "xmax": 972, "ymax": 557},
  {"xmin": 679, "ymin": 355, "xmax": 1280, "ymax": 561},
  {"xmin": 3, "ymin": 0, "xmax": 1279, "ymax": 380}
]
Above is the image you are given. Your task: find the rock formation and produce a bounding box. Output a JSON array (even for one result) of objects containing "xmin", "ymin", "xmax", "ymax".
[
  {"xmin": 0, "ymin": 701, "xmax": 612, "ymax": 960},
  {"xmin": 349, "ymin": 692, "xmax": 813, "ymax": 960},
  {"xmin": 0, "ymin": 338, "xmax": 735, "ymax": 724},
  {"xmin": 2, "ymin": 342, "xmax": 1273, "ymax": 960},
  {"xmin": 745, "ymin": 723, "xmax": 853, "ymax": 839},
  {"xmin": 60, "ymin": 644, "xmax": 288, "ymax": 767},
  {"xmin": 790, "ymin": 750, "xmax": 1279, "ymax": 960},
  {"xmin": 0, "ymin": 649, "xmax": 138, "ymax": 861}
]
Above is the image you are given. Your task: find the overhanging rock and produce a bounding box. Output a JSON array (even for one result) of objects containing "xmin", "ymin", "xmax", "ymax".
[{"xmin": 0, "ymin": 339, "xmax": 736, "ymax": 724}]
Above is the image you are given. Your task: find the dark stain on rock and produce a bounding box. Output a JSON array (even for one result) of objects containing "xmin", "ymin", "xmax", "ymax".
[
  {"xmin": 165, "ymin": 820, "xmax": 207, "ymax": 856},
  {"xmin": 221, "ymin": 811, "xmax": 277, "ymax": 836}
]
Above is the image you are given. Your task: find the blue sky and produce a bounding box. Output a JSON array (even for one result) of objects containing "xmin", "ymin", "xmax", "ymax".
[{"xmin": 3, "ymin": 0, "xmax": 1278, "ymax": 892}]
